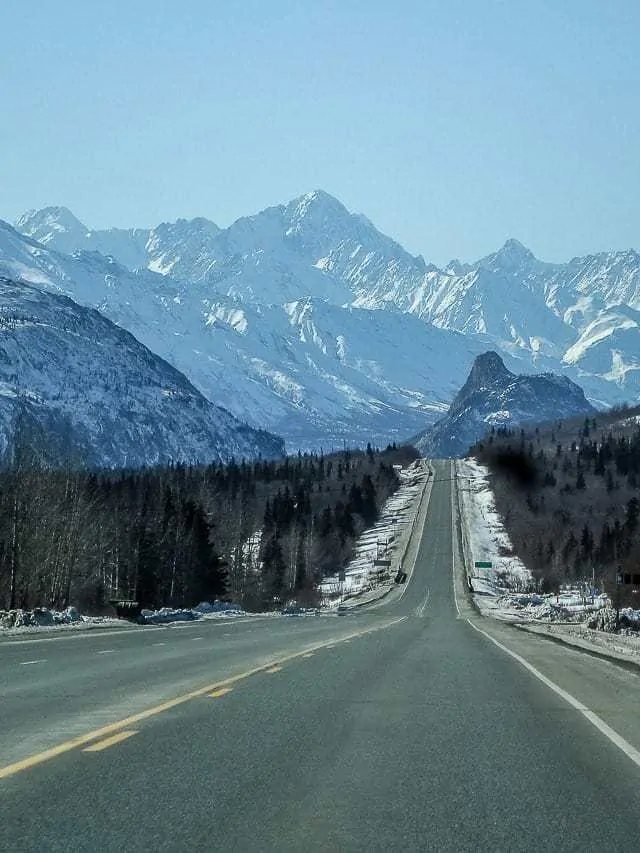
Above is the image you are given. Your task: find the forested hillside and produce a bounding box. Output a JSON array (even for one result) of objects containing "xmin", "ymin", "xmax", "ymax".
[
  {"xmin": 472, "ymin": 406, "xmax": 640, "ymax": 606},
  {"xmin": 0, "ymin": 443, "xmax": 417, "ymax": 614}
]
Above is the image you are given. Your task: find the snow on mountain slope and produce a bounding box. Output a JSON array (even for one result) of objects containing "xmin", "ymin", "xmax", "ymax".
[
  {"xmin": 17, "ymin": 192, "xmax": 421, "ymax": 306},
  {"xmin": 15, "ymin": 206, "xmax": 89, "ymax": 254},
  {"xmin": 10, "ymin": 192, "xmax": 640, "ymax": 447},
  {"xmin": 16, "ymin": 206, "xmax": 150, "ymax": 270},
  {"xmin": 17, "ymin": 194, "xmax": 639, "ymax": 410},
  {"xmin": 562, "ymin": 306, "xmax": 640, "ymax": 397},
  {"xmin": 413, "ymin": 351, "xmax": 596, "ymax": 458},
  {"xmin": 145, "ymin": 217, "xmax": 221, "ymax": 275},
  {"xmin": 3, "ymin": 218, "xmax": 521, "ymax": 446},
  {"xmin": 0, "ymin": 274, "xmax": 283, "ymax": 466},
  {"xmin": 16, "ymin": 207, "xmax": 221, "ymax": 276},
  {"xmin": 0, "ymin": 219, "xmax": 491, "ymax": 446},
  {"xmin": 551, "ymin": 249, "xmax": 640, "ymax": 310}
]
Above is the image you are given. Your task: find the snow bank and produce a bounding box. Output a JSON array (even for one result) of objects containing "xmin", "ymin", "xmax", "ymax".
[
  {"xmin": 319, "ymin": 460, "xmax": 429, "ymax": 607},
  {"xmin": 457, "ymin": 457, "xmax": 532, "ymax": 602},
  {"xmin": 140, "ymin": 601, "xmax": 245, "ymax": 624},
  {"xmin": 0, "ymin": 600, "xmax": 247, "ymax": 635},
  {"xmin": 0, "ymin": 607, "xmax": 121, "ymax": 636},
  {"xmin": 457, "ymin": 458, "xmax": 612, "ymax": 625},
  {"xmin": 0, "ymin": 606, "xmax": 84, "ymax": 629}
]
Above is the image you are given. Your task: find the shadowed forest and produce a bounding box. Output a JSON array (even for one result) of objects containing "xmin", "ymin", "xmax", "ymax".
[
  {"xmin": 0, "ymin": 414, "xmax": 417, "ymax": 612},
  {"xmin": 472, "ymin": 405, "xmax": 640, "ymax": 607}
]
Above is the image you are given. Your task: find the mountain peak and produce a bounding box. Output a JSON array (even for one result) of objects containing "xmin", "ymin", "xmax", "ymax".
[
  {"xmin": 15, "ymin": 206, "xmax": 89, "ymax": 250},
  {"xmin": 153, "ymin": 216, "xmax": 220, "ymax": 237},
  {"xmin": 287, "ymin": 189, "xmax": 349, "ymax": 222},
  {"xmin": 479, "ymin": 238, "xmax": 536, "ymax": 272},
  {"xmin": 500, "ymin": 237, "xmax": 530, "ymax": 255},
  {"xmin": 464, "ymin": 351, "xmax": 513, "ymax": 391},
  {"xmin": 16, "ymin": 205, "xmax": 87, "ymax": 232},
  {"xmin": 412, "ymin": 351, "xmax": 594, "ymax": 457}
]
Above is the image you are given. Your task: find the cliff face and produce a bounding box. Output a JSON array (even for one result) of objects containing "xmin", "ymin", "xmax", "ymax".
[{"xmin": 412, "ymin": 352, "xmax": 596, "ymax": 458}]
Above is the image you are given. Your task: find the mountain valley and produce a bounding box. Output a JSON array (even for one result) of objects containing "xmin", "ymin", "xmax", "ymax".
[{"xmin": 2, "ymin": 191, "xmax": 639, "ymax": 453}]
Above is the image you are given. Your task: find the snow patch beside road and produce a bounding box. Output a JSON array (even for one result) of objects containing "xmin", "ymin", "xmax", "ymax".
[
  {"xmin": 456, "ymin": 458, "xmax": 640, "ymax": 660},
  {"xmin": 457, "ymin": 457, "xmax": 531, "ymax": 609},
  {"xmin": 456, "ymin": 458, "xmax": 612, "ymax": 622},
  {"xmin": 0, "ymin": 600, "xmax": 252, "ymax": 636},
  {"xmin": 0, "ymin": 607, "xmax": 124, "ymax": 637},
  {"xmin": 319, "ymin": 459, "xmax": 430, "ymax": 607}
]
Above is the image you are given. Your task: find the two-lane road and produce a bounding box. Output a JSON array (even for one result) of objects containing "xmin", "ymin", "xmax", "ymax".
[{"xmin": 2, "ymin": 462, "xmax": 640, "ymax": 851}]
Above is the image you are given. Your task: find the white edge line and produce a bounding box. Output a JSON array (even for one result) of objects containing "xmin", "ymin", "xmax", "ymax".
[
  {"xmin": 451, "ymin": 458, "xmax": 640, "ymax": 772},
  {"xmin": 19, "ymin": 659, "xmax": 46, "ymax": 666},
  {"xmin": 466, "ymin": 617, "xmax": 640, "ymax": 771}
]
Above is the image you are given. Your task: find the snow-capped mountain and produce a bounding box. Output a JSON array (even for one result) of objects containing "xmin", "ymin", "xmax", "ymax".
[
  {"xmin": 0, "ymin": 274, "xmax": 283, "ymax": 467},
  {"xmin": 16, "ymin": 192, "xmax": 640, "ymax": 401},
  {"xmin": 16, "ymin": 206, "xmax": 221, "ymax": 276},
  {"xmin": 8, "ymin": 191, "xmax": 640, "ymax": 449},
  {"xmin": 0, "ymin": 218, "xmax": 493, "ymax": 447},
  {"xmin": 412, "ymin": 351, "xmax": 596, "ymax": 458}
]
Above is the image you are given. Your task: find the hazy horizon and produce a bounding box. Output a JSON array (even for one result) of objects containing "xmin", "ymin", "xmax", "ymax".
[{"xmin": 3, "ymin": 0, "xmax": 639, "ymax": 266}]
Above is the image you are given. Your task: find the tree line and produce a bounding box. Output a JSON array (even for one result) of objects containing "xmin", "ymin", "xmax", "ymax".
[
  {"xmin": 472, "ymin": 406, "xmax": 640, "ymax": 604},
  {"xmin": 0, "ymin": 417, "xmax": 417, "ymax": 613}
]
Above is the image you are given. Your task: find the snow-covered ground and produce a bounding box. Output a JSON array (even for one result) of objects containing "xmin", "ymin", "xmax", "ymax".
[
  {"xmin": 456, "ymin": 457, "xmax": 532, "ymax": 614},
  {"xmin": 0, "ymin": 607, "xmax": 125, "ymax": 637},
  {"xmin": 140, "ymin": 601, "xmax": 250, "ymax": 624},
  {"xmin": 456, "ymin": 458, "xmax": 640, "ymax": 659},
  {"xmin": 0, "ymin": 600, "xmax": 255, "ymax": 637},
  {"xmin": 319, "ymin": 460, "xmax": 429, "ymax": 607},
  {"xmin": 456, "ymin": 458, "xmax": 613, "ymax": 621}
]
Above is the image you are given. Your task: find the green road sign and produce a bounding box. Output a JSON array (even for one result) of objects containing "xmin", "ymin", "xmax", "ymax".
[{"xmin": 474, "ymin": 561, "xmax": 492, "ymax": 569}]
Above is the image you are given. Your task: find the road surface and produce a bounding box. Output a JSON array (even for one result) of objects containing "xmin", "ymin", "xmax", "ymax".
[{"xmin": 2, "ymin": 461, "xmax": 640, "ymax": 852}]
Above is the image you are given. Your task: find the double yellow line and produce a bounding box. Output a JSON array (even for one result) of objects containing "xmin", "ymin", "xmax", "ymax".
[{"xmin": 1, "ymin": 615, "xmax": 406, "ymax": 780}]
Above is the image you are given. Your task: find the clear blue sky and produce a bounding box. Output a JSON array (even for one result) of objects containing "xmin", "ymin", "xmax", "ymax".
[{"xmin": 2, "ymin": 0, "xmax": 638, "ymax": 264}]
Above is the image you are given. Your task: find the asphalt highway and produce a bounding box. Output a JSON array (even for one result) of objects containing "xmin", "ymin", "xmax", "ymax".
[{"xmin": 2, "ymin": 461, "xmax": 640, "ymax": 852}]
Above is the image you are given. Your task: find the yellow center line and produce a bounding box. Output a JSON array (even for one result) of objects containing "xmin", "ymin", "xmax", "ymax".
[
  {"xmin": 0, "ymin": 615, "xmax": 407, "ymax": 780},
  {"xmin": 82, "ymin": 730, "xmax": 138, "ymax": 753},
  {"xmin": 208, "ymin": 687, "xmax": 233, "ymax": 698}
]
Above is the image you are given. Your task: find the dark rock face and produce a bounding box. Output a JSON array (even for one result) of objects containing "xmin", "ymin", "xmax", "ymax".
[
  {"xmin": 412, "ymin": 351, "xmax": 596, "ymax": 458},
  {"xmin": 0, "ymin": 275, "xmax": 285, "ymax": 467}
]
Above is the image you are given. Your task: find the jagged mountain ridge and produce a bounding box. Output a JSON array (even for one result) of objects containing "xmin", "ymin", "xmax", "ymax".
[
  {"xmin": 15, "ymin": 192, "xmax": 640, "ymax": 408},
  {"xmin": 0, "ymin": 275, "xmax": 284, "ymax": 467},
  {"xmin": 7, "ymin": 192, "xmax": 640, "ymax": 450},
  {"xmin": 412, "ymin": 351, "xmax": 597, "ymax": 458},
  {"xmin": 0, "ymin": 219, "xmax": 498, "ymax": 447},
  {"xmin": 16, "ymin": 206, "xmax": 222, "ymax": 277}
]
